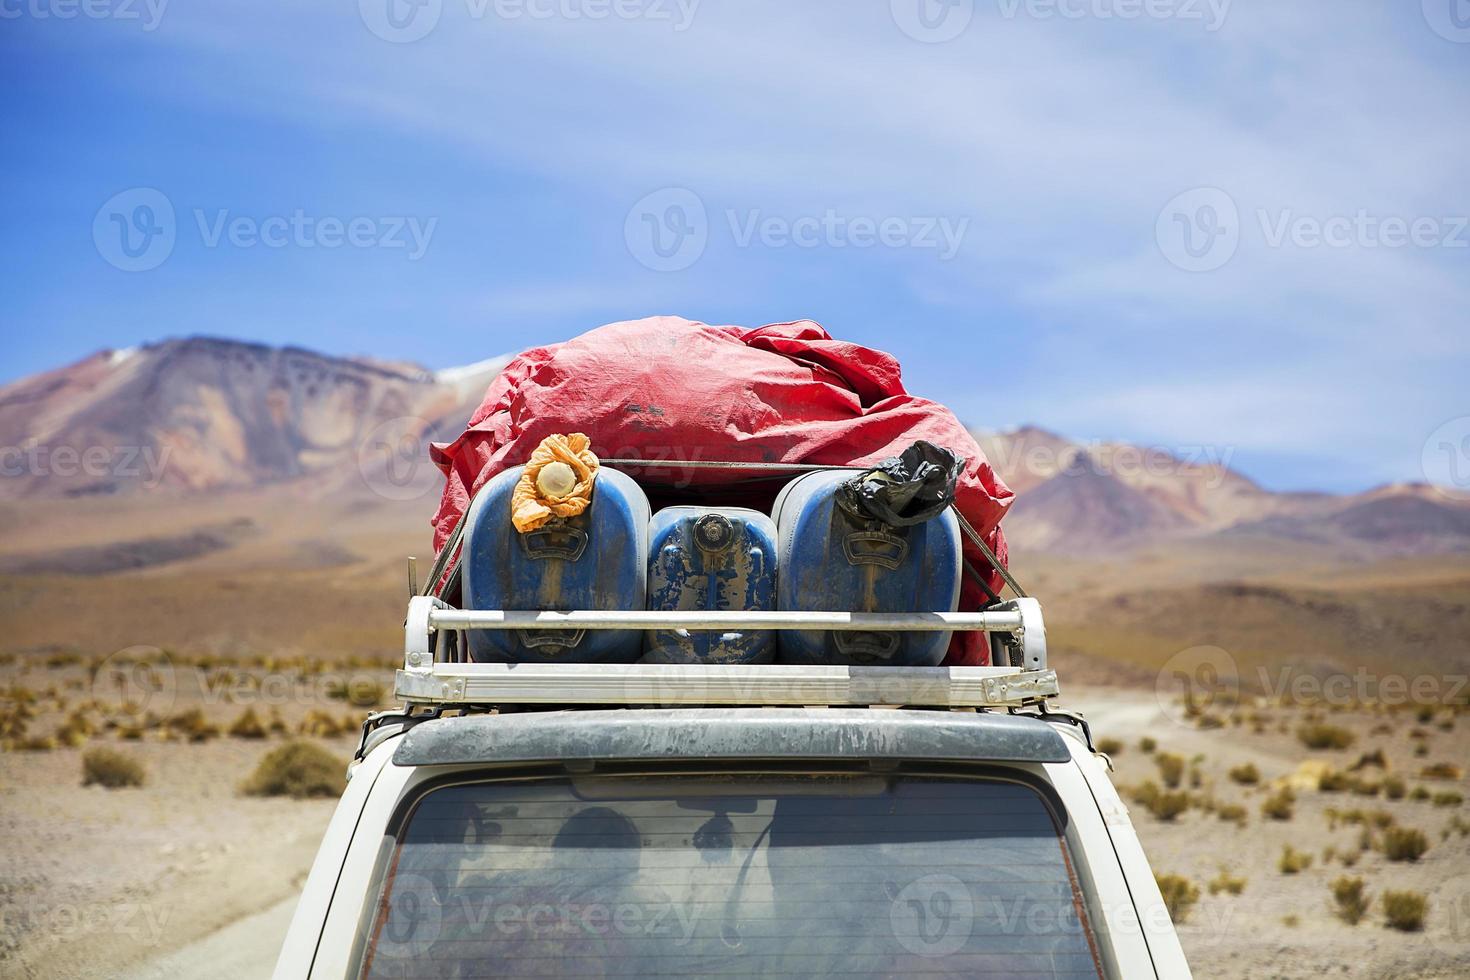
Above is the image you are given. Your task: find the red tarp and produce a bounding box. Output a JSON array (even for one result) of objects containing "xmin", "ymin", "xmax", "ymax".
[{"xmin": 430, "ymin": 316, "xmax": 1014, "ymax": 666}]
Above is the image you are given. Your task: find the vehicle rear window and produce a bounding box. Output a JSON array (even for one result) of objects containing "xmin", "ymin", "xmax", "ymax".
[{"xmin": 358, "ymin": 773, "xmax": 1103, "ymax": 978}]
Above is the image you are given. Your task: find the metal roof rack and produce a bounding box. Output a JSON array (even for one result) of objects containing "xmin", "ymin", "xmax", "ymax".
[{"xmin": 397, "ymin": 596, "xmax": 1057, "ymax": 709}]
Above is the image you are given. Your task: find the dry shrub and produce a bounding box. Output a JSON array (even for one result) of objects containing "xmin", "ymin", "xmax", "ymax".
[
  {"xmin": 1228, "ymin": 763, "xmax": 1260, "ymax": 786},
  {"xmin": 1382, "ymin": 891, "xmax": 1427, "ymax": 932},
  {"xmin": 1155, "ymin": 752, "xmax": 1186, "ymax": 789},
  {"xmin": 241, "ymin": 741, "xmax": 344, "ymax": 799},
  {"xmin": 1433, "ymin": 791, "xmax": 1464, "ymax": 807},
  {"xmin": 1138, "ymin": 737, "xmax": 1157, "ymax": 754},
  {"xmin": 1148, "ymin": 791, "xmax": 1191, "ymax": 822},
  {"xmin": 1383, "ymin": 776, "xmax": 1407, "ymax": 800},
  {"xmin": 1216, "ymin": 803, "xmax": 1248, "ymax": 827},
  {"xmin": 1155, "ymin": 874, "xmax": 1200, "ymax": 923},
  {"xmin": 228, "ymin": 707, "xmax": 269, "ymax": 739},
  {"xmin": 1420, "ymin": 762, "xmax": 1463, "ymax": 780},
  {"xmin": 1330, "ymin": 876, "xmax": 1369, "ymax": 925},
  {"xmin": 298, "ymin": 708, "xmax": 348, "ymax": 738},
  {"xmin": 1262, "ymin": 788, "xmax": 1295, "ymax": 821},
  {"xmin": 327, "ymin": 678, "xmax": 385, "ymax": 708},
  {"xmin": 1348, "ymin": 749, "xmax": 1388, "ymax": 772},
  {"xmin": 82, "ymin": 747, "xmax": 145, "ymax": 788},
  {"xmin": 1278, "ymin": 845, "xmax": 1313, "ymax": 874},
  {"xmin": 1379, "ymin": 827, "xmax": 1429, "ymax": 862},
  {"xmin": 1297, "ymin": 723, "xmax": 1355, "ymax": 750},
  {"xmin": 1095, "ymin": 737, "xmax": 1123, "ymax": 756},
  {"xmin": 1207, "ymin": 870, "xmax": 1247, "ymax": 896},
  {"xmin": 167, "ymin": 708, "xmax": 221, "ymax": 743}
]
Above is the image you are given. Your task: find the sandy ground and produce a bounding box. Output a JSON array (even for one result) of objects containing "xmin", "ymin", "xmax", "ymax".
[{"xmin": 2, "ymin": 679, "xmax": 1468, "ymax": 979}]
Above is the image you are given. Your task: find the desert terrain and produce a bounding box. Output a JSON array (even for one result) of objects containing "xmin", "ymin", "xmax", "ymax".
[{"xmin": 1, "ymin": 339, "xmax": 1468, "ymax": 978}]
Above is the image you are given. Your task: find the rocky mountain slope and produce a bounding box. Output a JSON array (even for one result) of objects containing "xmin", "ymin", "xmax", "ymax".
[
  {"xmin": 0, "ymin": 338, "xmax": 506, "ymax": 499},
  {"xmin": 975, "ymin": 427, "xmax": 1470, "ymax": 556},
  {"xmin": 1, "ymin": 338, "xmax": 1464, "ymax": 559}
]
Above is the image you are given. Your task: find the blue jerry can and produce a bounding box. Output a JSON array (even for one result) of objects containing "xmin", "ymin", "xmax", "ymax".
[
  {"xmin": 644, "ymin": 507, "xmax": 778, "ymax": 664},
  {"xmin": 461, "ymin": 466, "xmax": 650, "ymax": 663},
  {"xmin": 773, "ymin": 469, "xmax": 961, "ymax": 666}
]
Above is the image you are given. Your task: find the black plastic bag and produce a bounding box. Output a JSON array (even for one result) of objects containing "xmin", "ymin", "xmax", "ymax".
[{"xmin": 836, "ymin": 440, "xmax": 963, "ymax": 527}]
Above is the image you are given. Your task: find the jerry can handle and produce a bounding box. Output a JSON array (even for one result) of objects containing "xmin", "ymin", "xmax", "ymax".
[
  {"xmin": 519, "ymin": 521, "xmax": 588, "ymax": 561},
  {"xmin": 517, "ymin": 628, "xmax": 587, "ymax": 651},
  {"xmin": 842, "ymin": 528, "xmax": 908, "ymax": 569},
  {"xmin": 833, "ymin": 630, "xmax": 901, "ymax": 662}
]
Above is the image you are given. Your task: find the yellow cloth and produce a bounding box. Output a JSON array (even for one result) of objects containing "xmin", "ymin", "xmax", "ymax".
[{"xmin": 510, "ymin": 433, "xmax": 600, "ymax": 532}]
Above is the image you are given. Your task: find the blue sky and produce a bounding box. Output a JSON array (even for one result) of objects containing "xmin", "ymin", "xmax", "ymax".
[{"xmin": 3, "ymin": 1, "xmax": 1468, "ymax": 493}]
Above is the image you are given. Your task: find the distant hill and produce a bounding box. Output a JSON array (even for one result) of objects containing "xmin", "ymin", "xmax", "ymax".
[
  {"xmin": 975, "ymin": 427, "xmax": 1469, "ymax": 557},
  {"xmin": 1, "ymin": 338, "xmax": 1464, "ymax": 559},
  {"xmin": 0, "ymin": 337, "xmax": 507, "ymax": 499}
]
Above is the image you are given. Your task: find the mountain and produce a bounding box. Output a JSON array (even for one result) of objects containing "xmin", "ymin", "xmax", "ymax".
[
  {"xmin": 0, "ymin": 338, "xmax": 508, "ymax": 499},
  {"xmin": 1, "ymin": 340, "xmax": 1464, "ymax": 560},
  {"xmin": 977, "ymin": 426, "xmax": 1470, "ymax": 557}
]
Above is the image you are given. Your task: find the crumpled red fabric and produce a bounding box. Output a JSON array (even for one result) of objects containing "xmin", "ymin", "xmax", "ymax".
[{"xmin": 430, "ymin": 316, "xmax": 1014, "ymax": 665}]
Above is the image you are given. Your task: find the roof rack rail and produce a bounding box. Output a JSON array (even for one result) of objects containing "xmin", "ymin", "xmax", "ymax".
[{"xmin": 395, "ymin": 596, "xmax": 1056, "ymax": 709}]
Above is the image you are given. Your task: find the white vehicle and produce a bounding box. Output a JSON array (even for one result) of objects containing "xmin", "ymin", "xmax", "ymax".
[{"xmin": 275, "ymin": 595, "xmax": 1191, "ymax": 979}]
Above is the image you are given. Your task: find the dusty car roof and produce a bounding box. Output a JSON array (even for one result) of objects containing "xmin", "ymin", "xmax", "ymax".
[{"xmin": 393, "ymin": 707, "xmax": 1070, "ymax": 768}]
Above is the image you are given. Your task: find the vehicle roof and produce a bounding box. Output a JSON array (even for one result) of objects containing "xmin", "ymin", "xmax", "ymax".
[{"xmin": 392, "ymin": 707, "xmax": 1071, "ymax": 768}]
